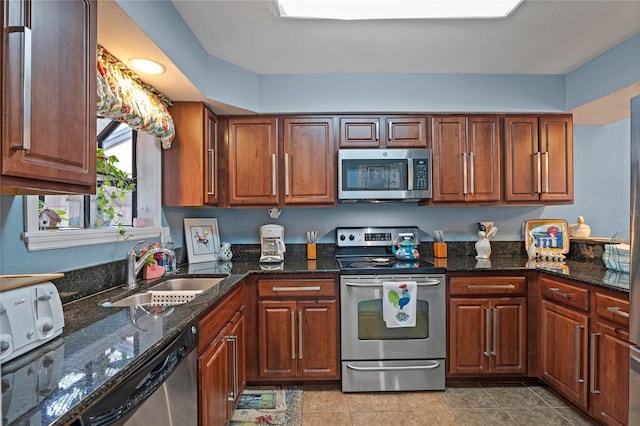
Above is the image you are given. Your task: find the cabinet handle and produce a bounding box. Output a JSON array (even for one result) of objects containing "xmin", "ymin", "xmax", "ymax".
[
  {"xmin": 543, "ymin": 151, "xmax": 549, "ymax": 193},
  {"xmin": 271, "ymin": 154, "xmax": 277, "ymax": 196},
  {"xmin": 8, "ymin": 26, "xmax": 32, "ymax": 151},
  {"xmin": 207, "ymin": 148, "xmax": 215, "ymax": 195},
  {"xmin": 227, "ymin": 336, "xmax": 238, "ymax": 401},
  {"xmin": 535, "ymin": 152, "xmax": 542, "ymax": 193},
  {"xmin": 590, "ymin": 333, "xmax": 601, "ymax": 394},
  {"xmin": 462, "ymin": 153, "xmax": 468, "ymax": 195},
  {"xmin": 607, "ymin": 306, "xmax": 630, "ymax": 318},
  {"xmin": 272, "ymin": 286, "xmax": 321, "ymax": 292},
  {"xmin": 284, "ymin": 153, "xmax": 290, "ymax": 195},
  {"xmin": 575, "ymin": 325, "xmax": 585, "ymax": 383},
  {"xmin": 387, "ymin": 121, "xmax": 392, "ymax": 142},
  {"xmin": 548, "ymin": 287, "xmax": 572, "ymax": 299},
  {"xmin": 469, "ymin": 152, "xmax": 475, "ymax": 195},
  {"xmin": 375, "ymin": 121, "xmax": 380, "ymax": 141},
  {"xmin": 298, "ymin": 311, "xmax": 303, "ymax": 360},
  {"xmin": 484, "ymin": 308, "xmax": 491, "ymax": 356},
  {"xmin": 492, "ymin": 307, "xmax": 498, "ymax": 356},
  {"xmin": 291, "ymin": 311, "xmax": 296, "ymax": 359},
  {"xmin": 466, "ymin": 284, "xmax": 515, "ymax": 290}
]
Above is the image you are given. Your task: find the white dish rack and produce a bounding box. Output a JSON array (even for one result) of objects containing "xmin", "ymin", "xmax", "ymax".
[
  {"xmin": 603, "ymin": 243, "xmax": 630, "ymax": 273},
  {"xmin": 147, "ymin": 290, "xmax": 203, "ymax": 306}
]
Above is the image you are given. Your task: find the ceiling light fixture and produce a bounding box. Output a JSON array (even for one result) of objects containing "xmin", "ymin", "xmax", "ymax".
[
  {"xmin": 276, "ymin": 0, "xmax": 523, "ymax": 20},
  {"xmin": 129, "ymin": 58, "xmax": 166, "ymax": 75}
]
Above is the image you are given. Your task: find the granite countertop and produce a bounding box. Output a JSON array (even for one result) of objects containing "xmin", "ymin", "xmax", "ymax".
[{"xmin": 1, "ymin": 255, "xmax": 627, "ymax": 425}]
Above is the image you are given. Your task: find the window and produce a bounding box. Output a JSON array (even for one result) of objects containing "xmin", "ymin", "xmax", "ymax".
[{"xmin": 22, "ymin": 121, "xmax": 165, "ymax": 251}]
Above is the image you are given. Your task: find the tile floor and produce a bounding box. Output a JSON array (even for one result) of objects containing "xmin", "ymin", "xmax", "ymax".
[{"xmin": 301, "ymin": 382, "xmax": 599, "ymax": 425}]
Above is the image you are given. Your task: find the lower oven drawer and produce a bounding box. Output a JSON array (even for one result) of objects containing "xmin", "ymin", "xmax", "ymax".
[{"xmin": 341, "ymin": 359, "xmax": 445, "ymax": 392}]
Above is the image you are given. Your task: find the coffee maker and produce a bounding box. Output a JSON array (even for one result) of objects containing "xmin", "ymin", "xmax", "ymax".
[{"xmin": 259, "ymin": 224, "xmax": 286, "ymax": 263}]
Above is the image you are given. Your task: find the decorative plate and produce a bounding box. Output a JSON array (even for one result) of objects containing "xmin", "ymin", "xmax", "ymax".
[{"xmin": 525, "ymin": 219, "xmax": 570, "ymax": 254}]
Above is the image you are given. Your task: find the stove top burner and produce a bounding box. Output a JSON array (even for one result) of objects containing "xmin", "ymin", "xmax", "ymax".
[{"xmin": 337, "ymin": 256, "xmax": 444, "ymax": 274}]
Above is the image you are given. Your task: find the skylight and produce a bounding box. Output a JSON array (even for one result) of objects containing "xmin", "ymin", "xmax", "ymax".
[{"xmin": 276, "ymin": 0, "xmax": 523, "ymax": 20}]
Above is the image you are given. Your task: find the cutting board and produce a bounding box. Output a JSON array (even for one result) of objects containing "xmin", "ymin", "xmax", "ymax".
[{"xmin": 0, "ymin": 273, "xmax": 65, "ymax": 292}]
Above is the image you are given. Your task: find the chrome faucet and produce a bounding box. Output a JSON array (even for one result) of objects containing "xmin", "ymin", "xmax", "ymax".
[{"xmin": 125, "ymin": 241, "xmax": 176, "ymax": 289}]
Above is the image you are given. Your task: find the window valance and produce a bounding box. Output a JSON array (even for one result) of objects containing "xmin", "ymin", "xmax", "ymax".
[{"xmin": 97, "ymin": 45, "xmax": 175, "ymax": 148}]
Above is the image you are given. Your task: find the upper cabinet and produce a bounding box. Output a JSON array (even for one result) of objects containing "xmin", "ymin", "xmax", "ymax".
[
  {"xmin": 162, "ymin": 102, "xmax": 219, "ymax": 206},
  {"xmin": 504, "ymin": 114, "xmax": 573, "ymax": 203},
  {"xmin": 1, "ymin": 0, "xmax": 97, "ymax": 194},
  {"xmin": 431, "ymin": 115, "xmax": 501, "ymax": 203},
  {"xmin": 227, "ymin": 116, "xmax": 336, "ymax": 207},
  {"xmin": 227, "ymin": 117, "xmax": 280, "ymax": 206},
  {"xmin": 339, "ymin": 116, "xmax": 427, "ymax": 148}
]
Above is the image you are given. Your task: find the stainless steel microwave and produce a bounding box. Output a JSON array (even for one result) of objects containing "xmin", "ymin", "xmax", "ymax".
[{"xmin": 338, "ymin": 148, "xmax": 432, "ymax": 202}]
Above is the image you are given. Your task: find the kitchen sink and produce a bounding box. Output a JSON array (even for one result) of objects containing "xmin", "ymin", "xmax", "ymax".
[{"xmin": 103, "ymin": 276, "xmax": 227, "ymax": 308}]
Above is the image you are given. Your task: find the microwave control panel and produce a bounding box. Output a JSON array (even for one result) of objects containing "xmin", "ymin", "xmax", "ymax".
[{"xmin": 414, "ymin": 159, "xmax": 430, "ymax": 190}]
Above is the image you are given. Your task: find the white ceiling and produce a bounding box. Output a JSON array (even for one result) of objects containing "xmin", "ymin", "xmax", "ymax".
[{"xmin": 99, "ymin": 0, "xmax": 640, "ymax": 122}]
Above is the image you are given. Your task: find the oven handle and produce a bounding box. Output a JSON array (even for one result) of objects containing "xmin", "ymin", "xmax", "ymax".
[
  {"xmin": 346, "ymin": 361, "xmax": 441, "ymax": 371},
  {"xmin": 344, "ymin": 279, "xmax": 441, "ymax": 287}
]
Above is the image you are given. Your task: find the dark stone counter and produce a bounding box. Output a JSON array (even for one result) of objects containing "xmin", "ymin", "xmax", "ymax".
[{"xmin": 1, "ymin": 253, "xmax": 627, "ymax": 425}]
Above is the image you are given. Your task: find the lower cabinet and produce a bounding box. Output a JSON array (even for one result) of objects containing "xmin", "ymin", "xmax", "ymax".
[
  {"xmin": 448, "ymin": 275, "xmax": 527, "ymax": 377},
  {"xmin": 198, "ymin": 284, "xmax": 245, "ymax": 426},
  {"xmin": 255, "ymin": 276, "xmax": 339, "ymax": 381}
]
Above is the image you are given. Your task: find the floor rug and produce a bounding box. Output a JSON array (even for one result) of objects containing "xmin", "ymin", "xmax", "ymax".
[{"xmin": 230, "ymin": 386, "xmax": 303, "ymax": 425}]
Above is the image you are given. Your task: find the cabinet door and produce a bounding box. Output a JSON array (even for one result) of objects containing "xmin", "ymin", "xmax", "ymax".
[
  {"xmin": 467, "ymin": 116, "xmax": 501, "ymax": 202},
  {"xmin": 283, "ymin": 117, "xmax": 335, "ymax": 205},
  {"xmin": 431, "ymin": 116, "xmax": 467, "ymax": 202},
  {"xmin": 385, "ymin": 116, "xmax": 427, "ymax": 148},
  {"xmin": 162, "ymin": 102, "xmax": 218, "ymax": 206},
  {"xmin": 298, "ymin": 300, "xmax": 339, "ymax": 378},
  {"xmin": 504, "ymin": 116, "xmax": 540, "ymax": 202},
  {"xmin": 199, "ymin": 332, "xmax": 229, "ymax": 426},
  {"xmin": 227, "ymin": 312, "xmax": 246, "ymax": 420},
  {"xmin": 491, "ymin": 298, "xmax": 526, "ymax": 374},
  {"xmin": 591, "ymin": 322, "xmax": 630, "ymax": 426},
  {"xmin": 258, "ymin": 300, "xmax": 297, "ymax": 377},
  {"xmin": 339, "ymin": 117, "xmax": 381, "ymax": 148},
  {"xmin": 541, "ymin": 300, "xmax": 589, "ymax": 409},
  {"xmin": 449, "ymin": 298, "xmax": 489, "ymax": 375},
  {"xmin": 539, "ymin": 115, "xmax": 573, "ymax": 203},
  {"xmin": 2, "ymin": 0, "xmax": 96, "ymax": 193},
  {"xmin": 228, "ymin": 118, "xmax": 278, "ymax": 205}
]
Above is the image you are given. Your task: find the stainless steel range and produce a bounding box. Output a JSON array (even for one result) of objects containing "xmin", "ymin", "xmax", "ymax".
[{"xmin": 336, "ymin": 226, "xmax": 446, "ymax": 392}]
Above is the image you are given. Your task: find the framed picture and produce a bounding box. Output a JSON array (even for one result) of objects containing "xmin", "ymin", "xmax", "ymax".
[
  {"xmin": 524, "ymin": 219, "xmax": 570, "ymax": 254},
  {"xmin": 184, "ymin": 218, "xmax": 220, "ymax": 263}
]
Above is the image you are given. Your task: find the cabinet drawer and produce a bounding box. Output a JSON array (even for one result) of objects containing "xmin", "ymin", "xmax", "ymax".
[
  {"xmin": 540, "ymin": 277, "xmax": 589, "ymax": 312},
  {"xmin": 449, "ymin": 276, "xmax": 526, "ymax": 296},
  {"xmin": 595, "ymin": 292, "xmax": 629, "ymax": 329},
  {"xmin": 199, "ymin": 284, "xmax": 244, "ymax": 352},
  {"xmin": 258, "ymin": 279, "xmax": 336, "ymax": 298}
]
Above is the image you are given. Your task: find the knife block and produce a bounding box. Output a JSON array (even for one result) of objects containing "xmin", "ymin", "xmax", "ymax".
[{"xmin": 434, "ymin": 242, "xmax": 447, "ymax": 258}]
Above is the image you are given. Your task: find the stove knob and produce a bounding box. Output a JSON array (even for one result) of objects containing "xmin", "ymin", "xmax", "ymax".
[
  {"xmin": 339, "ymin": 234, "xmax": 346, "ymax": 241},
  {"xmin": 349, "ymin": 234, "xmax": 355, "ymax": 241},
  {"xmin": 0, "ymin": 340, "xmax": 9, "ymax": 353}
]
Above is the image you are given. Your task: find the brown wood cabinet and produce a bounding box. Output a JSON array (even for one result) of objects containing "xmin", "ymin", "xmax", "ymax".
[
  {"xmin": 162, "ymin": 102, "xmax": 219, "ymax": 206},
  {"xmin": 448, "ymin": 275, "xmax": 527, "ymax": 376},
  {"xmin": 590, "ymin": 292, "xmax": 630, "ymax": 426},
  {"xmin": 504, "ymin": 114, "xmax": 573, "ymax": 203},
  {"xmin": 254, "ymin": 276, "xmax": 339, "ymax": 381},
  {"xmin": 283, "ymin": 117, "xmax": 336, "ymax": 205},
  {"xmin": 339, "ymin": 115, "xmax": 427, "ymax": 148},
  {"xmin": 431, "ymin": 115, "xmax": 500, "ymax": 203},
  {"xmin": 198, "ymin": 284, "xmax": 245, "ymax": 426},
  {"xmin": 1, "ymin": 0, "xmax": 96, "ymax": 194}
]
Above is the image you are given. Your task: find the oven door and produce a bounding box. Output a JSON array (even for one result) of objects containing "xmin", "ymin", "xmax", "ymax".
[{"xmin": 340, "ymin": 274, "xmax": 446, "ymax": 361}]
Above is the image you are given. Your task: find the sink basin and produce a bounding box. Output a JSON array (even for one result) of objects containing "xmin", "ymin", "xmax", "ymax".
[
  {"xmin": 103, "ymin": 276, "xmax": 226, "ymax": 308},
  {"xmin": 148, "ymin": 277, "xmax": 225, "ymax": 292}
]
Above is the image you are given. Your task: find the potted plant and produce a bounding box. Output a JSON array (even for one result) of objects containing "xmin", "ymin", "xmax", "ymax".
[{"xmin": 96, "ymin": 148, "xmax": 136, "ymax": 235}]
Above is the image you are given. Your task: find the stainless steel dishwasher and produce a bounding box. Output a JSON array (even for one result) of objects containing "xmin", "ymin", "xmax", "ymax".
[{"xmin": 75, "ymin": 323, "xmax": 198, "ymax": 426}]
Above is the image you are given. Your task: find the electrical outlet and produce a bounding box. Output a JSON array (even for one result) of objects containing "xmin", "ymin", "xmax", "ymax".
[{"xmin": 161, "ymin": 227, "xmax": 171, "ymax": 244}]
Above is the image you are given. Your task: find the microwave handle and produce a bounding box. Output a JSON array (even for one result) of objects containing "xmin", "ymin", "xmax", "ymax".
[{"xmin": 407, "ymin": 158, "xmax": 414, "ymax": 191}]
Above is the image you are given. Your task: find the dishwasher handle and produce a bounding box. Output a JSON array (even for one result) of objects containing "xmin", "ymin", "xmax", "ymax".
[{"xmin": 75, "ymin": 323, "xmax": 198, "ymax": 425}]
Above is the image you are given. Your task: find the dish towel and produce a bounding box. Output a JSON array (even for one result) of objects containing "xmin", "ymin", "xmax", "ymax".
[{"xmin": 382, "ymin": 281, "xmax": 417, "ymax": 328}]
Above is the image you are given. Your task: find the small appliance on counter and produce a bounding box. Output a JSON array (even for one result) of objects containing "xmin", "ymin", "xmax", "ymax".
[
  {"xmin": 0, "ymin": 275, "xmax": 65, "ymax": 363},
  {"xmin": 259, "ymin": 224, "xmax": 286, "ymax": 263}
]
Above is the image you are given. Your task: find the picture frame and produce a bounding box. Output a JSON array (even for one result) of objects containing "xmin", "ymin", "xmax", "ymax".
[
  {"xmin": 524, "ymin": 219, "xmax": 570, "ymax": 254},
  {"xmin": 184, "ymin": 218, "xmax": 220, "ymax": 263}
]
